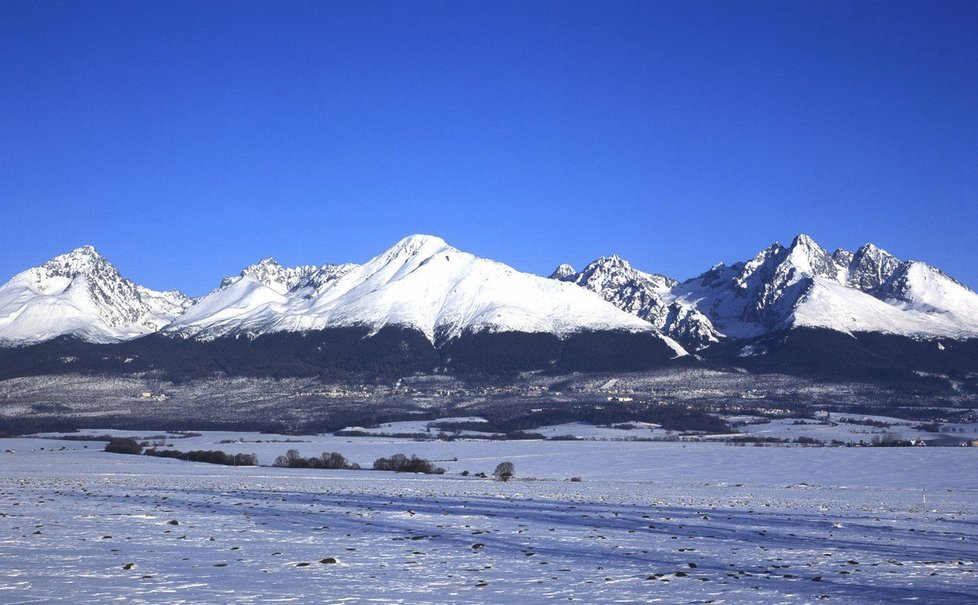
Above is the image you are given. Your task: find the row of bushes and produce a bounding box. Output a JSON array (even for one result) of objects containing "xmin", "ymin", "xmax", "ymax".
[
  {"xmin": 104, "ymin": 438, "xmax": 513, "ymax": 477},
  {"xmin": 372, "ymin": 453, "xmax": 444, "ymax": 474},
  {"xmin": 104, "ymin": 437, "xmax": 145, "ymax": 454},
  {"xmin": 104, "ymin": 437, "xmax": 257, "ymax": 466},
  {"xmin": 145, "ymin": 448, "xmax": 258, "ymax": 466},
  {"xmin": 106, "ymin": 439, "xmax": 447, "ymax": 474},
  {"xmin": 272, "ymin": 449, "xmax": 359, "ymax": 469}
]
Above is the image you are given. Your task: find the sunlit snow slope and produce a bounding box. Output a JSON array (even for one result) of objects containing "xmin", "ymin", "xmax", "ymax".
[
  {"xmin": 4, "ymin": 234, "xmax": 977, "ymax": 350},
  {"xmin": 559, "ymin": 234, "xmax": 978, "ymax": 342},
  {"xmin": 165, "ymin": 235, "xmax": 683, "ymax": 352},
  {"xmin": 0, "ymin": 246, "xmax": 191, "ymax": 345}
]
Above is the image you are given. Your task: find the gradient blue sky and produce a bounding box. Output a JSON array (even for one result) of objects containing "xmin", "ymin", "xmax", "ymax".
[{"xmin": 2, "ymin": 0, "xmax": 976, "ymax": 295}]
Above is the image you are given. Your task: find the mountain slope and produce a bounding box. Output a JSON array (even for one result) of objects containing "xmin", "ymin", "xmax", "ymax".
[
  {"xmin": 559, "ymin": 235, "xmax": 978, "ymax": 346},
  {"xmin": 677, "ymin": 235, "xmax": 978, "ymax": 340},
  {"xmin": 3, "ymin": 233, "xmax": 976, "ymax": 368},
  {"xmin": 166, "ymin": 235, "xmax": 688, "ymax": 355},
  {"xmin": 551, "ymin": 256, "xmax": 720, "ymax": 350},
  {"xmin": 0, "ymin": 246, "xmax": 191, "ymax": 345}
]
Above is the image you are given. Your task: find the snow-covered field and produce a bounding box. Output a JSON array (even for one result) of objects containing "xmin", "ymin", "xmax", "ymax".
[
  {"xmin": 2, "ymin": 434, "xmax": 978, "ymax": 603},
  {"xmin": 337, "ymin": 418, "xmax": 672, "ymax": 440},
  {"xmin": 731, "ymin": 417, "xmax": 936, "ymax": 444}
]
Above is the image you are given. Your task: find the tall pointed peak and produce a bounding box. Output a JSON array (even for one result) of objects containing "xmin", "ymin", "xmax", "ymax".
[
  {"xmin": 376, "ymin": 234, "xmax": 454, "ymax": 266},
  {"xmin": 390, "ymin": 233, "xmax": 449, "ymax": 251},
  {"xmin": 550, "ymin": 264, "xmax": 576, "ymax": 281},
  {"xmin": 232, "ymin": 256, "xmax": 320, "ymax": 293},
  {"xmin": 245, "ymin": 257, "xmax": 283, "ymax": 271},
  {"xmin": 757, "ymin": 241, "xmax": 786, "ymax": 257},
  {"xmin": 574, "ymin": 255, "xmax": 637, "ymax": 283},
  {"xmin": 575, "ymin": 254, "xmax": 676, "ymax": 289},
  {"xmin": 789, "ymin": 233, "xmax": 822, "ymax": 251},
  {"xmin": 55, "ymin": 244, "xmax": 106, "ymax": 261},
  {"xmin": 786, "ymin": 234, "xmax": 830, "ymax": 259},
  {"xmin": 784, "ymin": 234, "xmax": 842, "ymax": 281},
  {"xmin": 854, "ymin": 242, "xmax": 894, "ymax": 259},
  {"xmin": 238, "ymin": 257, "xmax": 285, "ymax": 282},
  {"xmin": 832, "ymin": 248, "xmax": 854, "ymax": 266},
  {"xmin": 592, "ymin": 254, "xmax": 630, "ymax": 268},
  {"xmin": 741, "ymin": 242, "xmax": 786, "ymax": 274},
  {"xmin": 844, "ymin": 241, "xmax": 904, "ymax": 293},
  {"xmin": 72, "ymin": 244, "xmax": 100, "ymax": 255},
  {"xmin": 41, "ymin": 244, "xmax": 113, "ymax": 277}
]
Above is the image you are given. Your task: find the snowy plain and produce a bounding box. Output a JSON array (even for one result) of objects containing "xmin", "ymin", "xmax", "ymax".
[{"xmin": 2, "ymin": 433, "xmax": 978, "ymax": 604}]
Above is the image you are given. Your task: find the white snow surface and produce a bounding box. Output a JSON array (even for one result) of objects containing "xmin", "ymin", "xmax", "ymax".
[
  {"xmin": 730, "ymin": 417, "xmax": 935, "ymax": 444},
  {"xmin": 5, "ymin": 234, "xmax": 978, "ymax": 346},
  {"xmin": 791, "ymin": 277, "xmax": 978, "ymax": 337},
  {"xmin": 167, "ymin": 235, "xmax": 675, "ymax": 346},
  {"xmin": 554, "ymin": 255, "xmax": 720, "ymax": 349},
  {"xmin": 672, "ymin": 235, "xmax": 978, "ymax": 339},
  {"xmin": 3, "ymin": 435, "xmax": 978, "ymax": 604},
  {"xmin": 0, "ymin": 246, "xmax": 191, "ymax": 344},
  {"xmin": 341, "ymin": 417, "xmax": 493, "ymax": 437}
]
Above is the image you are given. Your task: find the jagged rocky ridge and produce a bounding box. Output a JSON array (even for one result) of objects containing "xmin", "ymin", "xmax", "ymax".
[
  {"xmin": 555, "ymin": 235, "xmax": 978, "ymax": 351},
  {"xmin": 1, "ymin": 234, "xmax": 977, "ymax": 380},
  {"xmin": 162, "ymin": 235, "xmax": 682, "ymax": 352},
  {"xmin": 0, "ymin": 246, "xmax": 191, "ymax": 344},
  {"xmin": 551, "ymin": 256, "xmax": 720, "ymax": 351},
  {"xmin": 0, "ymin": 237, "xmax": 686, "ymax": 371}
]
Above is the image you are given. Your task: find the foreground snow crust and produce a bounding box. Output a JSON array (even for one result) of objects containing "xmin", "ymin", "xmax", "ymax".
[{"xmin": 2, "ymin": 436, "xmax": 977, "ymax": 604}]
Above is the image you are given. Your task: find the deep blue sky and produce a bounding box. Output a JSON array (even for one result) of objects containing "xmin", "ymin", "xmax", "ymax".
[{"xmin": 2, "ymin": 0, "xmax": 977, "ymax": 295}]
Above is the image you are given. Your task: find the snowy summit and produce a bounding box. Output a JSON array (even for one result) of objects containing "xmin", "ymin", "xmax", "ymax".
[
  {"xmin": 1, "ymin": 234, "xmax": 977, "ymax": 357},
  {"xmin": 165, "ymin": 234, "xmax": 669, "ymax": 347},
  {"xmin": 0, "ymin": 246, "xmax": 191, "ymax": 344}
]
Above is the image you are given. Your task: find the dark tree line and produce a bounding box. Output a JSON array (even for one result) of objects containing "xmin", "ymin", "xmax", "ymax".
[
  {"xmin": 272, "ymin": 449, "xmax": 359, "ymax": 469},
  {"xmin": 145, "ymin": 448, "xmax": 258, "ymax": 466},
  {"xmin": 372, "ymin": 453, "xmax": 444, "ymax": 474},
  {"xmin": 103, "ymin": 437, "xmax": 257, "ymax": 466}
]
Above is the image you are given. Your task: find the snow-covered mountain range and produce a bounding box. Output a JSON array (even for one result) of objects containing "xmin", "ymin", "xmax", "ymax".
[
  {"xmin": 2, "ymin": 234, "xmax": 977, "ymax": 365},
  {"xmin": 164, "ymin": 234, "xmax": 681, "ymax": 352},
  {"xmin": 553, "ymin": 234, "xmax": 978, "ymax": 351},
  {"xmin": 0, "ymin": 236, "xmax": 683, "ymax": 355},
  {"xmin": 551, "ymin": 256, "xmax": 720, "ymax": 351},
  {"xmin": 0, "ymin": 246, "xmax": 191, "ymax": 345}
]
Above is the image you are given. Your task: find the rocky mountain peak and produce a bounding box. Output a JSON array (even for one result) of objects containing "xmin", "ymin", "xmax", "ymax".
[
  {"xmin": 1, "ymin": 246, "xmax": 190, "ymax": 343},
  {"xmin": 551, "ymin": 255, "xmax": 717, "ymax": 350},
  {"xmin": 41, "ymin": 245, "xmax": 113, "ymax": 279},
  {"xmin": 243, "ymin": 258, "xmax": 318, "ymax": 293},
  {"xmin": 550, "ymin": 264, "xmax": 577, "ymax": 281},
  {"xmin": 382, "ymin": 234, "xmax": 452, "ymax": 263},
  {"xmin": 785, "ymin": 234, "xmax": 842, "ymax": 281},
  {"xmin": 846, "ymin": 243, "xmax": 902, "ymax": 293}
]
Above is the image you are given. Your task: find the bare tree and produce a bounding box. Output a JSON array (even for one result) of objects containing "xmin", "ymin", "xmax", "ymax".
[{"xmin": 494, "ymin": 461, "xmax": 514, "ymax": 481}]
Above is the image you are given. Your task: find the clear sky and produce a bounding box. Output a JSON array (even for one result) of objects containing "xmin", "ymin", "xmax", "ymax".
[{"xmin": 2, "ymin": 0, "xmax": 976, "ymax": 295}]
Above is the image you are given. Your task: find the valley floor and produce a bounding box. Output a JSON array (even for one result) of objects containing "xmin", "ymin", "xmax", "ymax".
[{"xmin": 1, "ymin": 436, "xmax": 977, "ymax": 604}]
